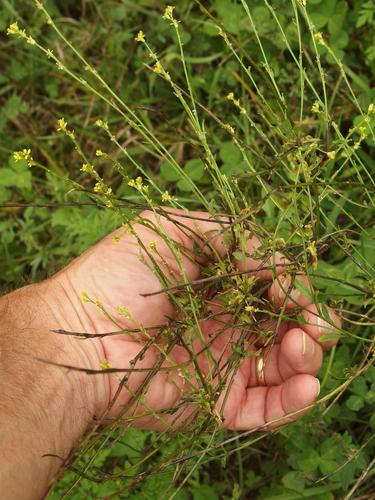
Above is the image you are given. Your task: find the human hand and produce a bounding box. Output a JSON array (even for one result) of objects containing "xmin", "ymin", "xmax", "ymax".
[{"xmin": 53, "ymin": 209, "xmax": 341, "ymax": 431}]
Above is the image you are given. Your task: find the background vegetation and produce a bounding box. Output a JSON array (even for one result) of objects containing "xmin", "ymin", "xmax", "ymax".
[{"xmin": 0, "ymin": 0, "xmax": 374, "ymax": 498}]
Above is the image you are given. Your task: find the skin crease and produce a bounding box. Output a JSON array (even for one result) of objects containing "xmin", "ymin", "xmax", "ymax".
[{"xmin": 0, "ymin": 209, "xmax": 341, "ymax": 499}]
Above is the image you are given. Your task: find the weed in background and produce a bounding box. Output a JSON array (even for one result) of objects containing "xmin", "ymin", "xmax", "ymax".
[{"xmin": 1, "ymin": 0, "xmax": 375, "ymax": 498}]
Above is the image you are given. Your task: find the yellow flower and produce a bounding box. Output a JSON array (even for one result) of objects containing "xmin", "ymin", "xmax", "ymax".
[
  {"xmin": 81, "ymin": 163, "xmax": 94, "ymax": 174},
  {"xmin": 116, "ymin": 306, "xmax": 131, "ymax": 319},
  {"xmin": 314, "ymin": 32, "xmax": 325, "ymax": 46},
  {"xmin": 311, "ymin": 100, "xmax": 321, "ymax": 113},
  {"xmin": 162, "ymin": 5, "xmax": 175, "ymax": 20},
  {"xmin": 149, "ymin": 240, "xmax": 157, "ymax": 251},
  {"xmin": 153, "ymin": 61, "xmax": 163, "ymax": 74},
  {"xmin": 7, "ymin": 22, "xmax": 21, "ymax": 36},
  {"xmin": 56, "ymin": 118, "xmax": 67, "ymax": 132},
  {"xmin": 100, "ymin": 359, "xmax": 112, "ymax": 370},
  {"xmin": 135, "ymin": 30, "xmax": 145, "ymax": 43},
  {"xmin": 327, "ymin": 151, "xmax": 336, "ymax": 160},
  {"xmin": 81, "ymin": 290, "xmax": 90, "ymax": 304},
  {"xmin": 13, "ymin": 148, "xmax": 33, "ymax": 167},
  {"xmin": 95, "ymin": 149, "xmax": 104, "ymax": 156},
  {"xmin": 161, "ymin": 190, "xmax": 173, "ymax": 202}
]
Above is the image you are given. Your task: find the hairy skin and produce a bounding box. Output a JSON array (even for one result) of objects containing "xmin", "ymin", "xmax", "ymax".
[{"xmin": 0, "ymin": 210, "xmax": 340, "ymax": 499}]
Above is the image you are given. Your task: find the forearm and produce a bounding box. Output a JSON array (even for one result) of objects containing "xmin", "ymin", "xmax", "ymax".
[{"xmin": 0, "ymin": 283, "xmax": 104, "ymax": 499}]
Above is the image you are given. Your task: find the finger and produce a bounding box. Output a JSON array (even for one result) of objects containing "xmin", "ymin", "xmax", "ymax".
[
  {"xmin": 297, "ymin": 304, "xmax": 341, "ymax": 349},
  {"xmin": 268, "ymin": 273, "xmax": 313, "ymax": 310},
  {"xmin": 247, "ymin": 327, "xmax": 323, "ymax": 387},
  {"xmin": 133, "ymin": 209, "xmax": 289, "ymax": 283},
  {"xmin": 226, "ymin": 374, "xmax": 320, "ymax": 431},
  {"xmin": 233, "ymin": 235, "xmax": 289, "ymax": 280},
  {"xmin": 249, "ymin": 316, "xmax": 290, "ymax": 346}
]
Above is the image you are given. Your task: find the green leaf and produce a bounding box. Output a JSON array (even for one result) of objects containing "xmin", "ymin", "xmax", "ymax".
[
  {"xmin": 318, "ymin": 333, "xmax": 340, "ymax": 343},
  {"xmin": 176, "ymin": 159, "xmax": 206, "ymax": 191},
  {"xmin": 365, "ymin": 385, "xmax": 375, "ymax": 405},
  {"xmin": 0, "ymin": 162, "xmax": 32, "ymax": 191},
  {"xmin": 282, "ymin": 472, "xmax": 305, "ymax": 492},
  {"xmin": 360, "ymin": 229, "xmax": 375, "ymax": 267},
  {"xmin": 294, "ymin": 277, "xmax": 314, "ymax": 299},
  {"xmin": 160, "ymin": 162, "xmax": 181, "ymax": 182},
  {"xmin": 219, "ymin": 142, "xmax": 242, "ymax": 165},
  {"xmin": 346, "ymin": 395, "xmax": 364, "ymax": 411},
  {"xmin": 310, "ymin": 12, "xmax": 328, "ymax": 29},
  {"xmin": 0, "ymin": 94, "xmax": 29, "ymax": 131},
  {"xmin": 330, "ymin": 30, "xmax": 349, "ymax": 49},
  {"xmin": 298, "ymin": 448, "xmax": 320, "ymax": 473},
  {"xmin": 252, "ymin": 6, "xmax": 270, "ymax": 24},
  {"xmin": 222, "ymin": 161, "xmax": 248, "ymax": 175},
  {"xmin": 110, "ymin": 6, "xmax": 127, "ymax": 21},
  {"xmin": 351, "ymin": 377, "xmax": 368, "ymax": 397},
  {"xmin": 184, "ymin": 159, "xmax": 205, "ymax": 181},
  {"xmin": 213, "ymin": 0, "xmax": 244, "ymax": 34}
]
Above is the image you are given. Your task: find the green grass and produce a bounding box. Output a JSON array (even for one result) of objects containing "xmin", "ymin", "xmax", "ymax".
[{"xmin": 1, "ymin": 0, "xmax": 374, "ymax": 498}]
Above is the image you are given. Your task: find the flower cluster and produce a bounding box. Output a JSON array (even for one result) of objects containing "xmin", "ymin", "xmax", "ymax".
[
  {"xmin": 161, "ymin": 190, "xmax": 175, "ymax": 203},
  {"xmin": 56, "ymin": 118, "xmax": 75, "ymax": 139},
  {"xmin": 162, "ymin": 5, "xmax": 179, "ymax": 28},
  {"xmin": 7, "ymin": 22, "xmax": 26, "ymax": 38},
  {"xmin": 128, "ymin": 176, "xmax": 149, "ymax": 193},
  {"xmin": 13, "ymin": 148, "xmax": 34, "ymax": 167}
]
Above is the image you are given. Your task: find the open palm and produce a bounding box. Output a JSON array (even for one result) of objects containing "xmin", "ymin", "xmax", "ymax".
[{"xmin": 56, "ymin": 210, "xmax": 339, "ymax": 431}]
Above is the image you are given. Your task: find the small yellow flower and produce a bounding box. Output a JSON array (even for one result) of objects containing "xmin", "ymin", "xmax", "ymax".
[
  {"xmin": 245, "ymin": 305, "xmax": 255, "ymax": 313},
  {"xmin": 81, "ymin": 290, "xmax": 90, "ymax": 304},
  {"xmin": 13, "ymin": 148, "xmax": 33, "ymax": 167},
  {"xmin": 327, "ymin": 151, "xmax": 336, "ymax": 160},
  {"xmin": 223, "ymin": 123, "xmax": 235, "ymax": 135},
  {"xmin": 153, "ymin": 61, "xmax": 163, "ymax": 74},
  {"xmin": 95, "ymin": 149, "xmax": 104, "ymax": 157},
  {"xmin": 116, "ymin": 306, "xmax": 131, "ymax": 319},
  {"xmin": 311, "ymin": 100, "xmax": 321, "ymax": 113},
  {"xmin": 358, "ymin": 126, "xmax": 367, "ymax": 139},
  {"xmin": 26, "ymin": 36, "xmax": 36, "ymax": 45},
  {"xmin": 161, "ymin": 190, "xmax": 174, "ymax": 202},
  {"xmin": 314, "ymin": 32, "xmax": 325, "ymax": 46},
  {"xmin": 100, "ymin": 359, "xmax": 112, "ymax": 370},
  {"xmin": 80, "ymin": 163, "xmax": 94, "ymax": 174},
  {"xmin": 7, "ymin": 22, "xmax": 20, "ymax": 36},
  {"xmin": 56, "ymin": 118, "xmax": 67, "ymax": 132},
  {"xmin": 128, "ymin": 176, "xmax": 148, "ymax": 193},
  {"xmin": 135, "ymin": 30, "xmax": 145, "ymax": 43},
  {"xmin": 162, "ymin": 5, "xmax": 175, "ymax": 20},
  {"xmin": 95, "ymin": 119, "xmax": 108, "ymax": 130},
  {"xmin": 149, "ymin": 240, "xmax": 157, "ymax": 251}
]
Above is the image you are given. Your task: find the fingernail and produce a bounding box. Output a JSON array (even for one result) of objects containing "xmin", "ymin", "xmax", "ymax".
[
  {"xmin": 314, "ymin": 378, "xmax": 321, "ymax": 397},
  {"xmin": 302, "ymin": 331, "xmax": 315, "ymax": 357}
]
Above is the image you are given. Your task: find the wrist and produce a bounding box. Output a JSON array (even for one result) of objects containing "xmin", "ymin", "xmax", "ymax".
[{"xmin": 0, "ymin": 281, "xmax": 107, "ymax": 498}]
